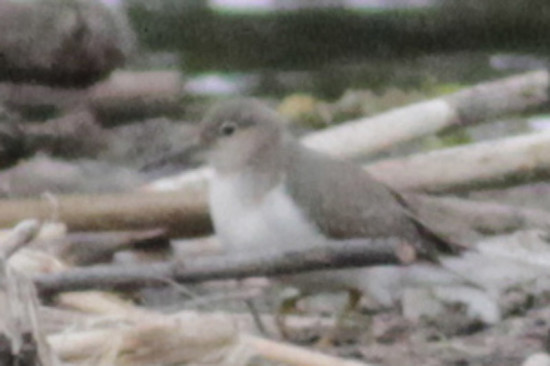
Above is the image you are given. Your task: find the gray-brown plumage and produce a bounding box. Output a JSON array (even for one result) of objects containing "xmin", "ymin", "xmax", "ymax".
[{"xmin": 199, "ymin": 98, "xmax": 460, "ymax": 262}]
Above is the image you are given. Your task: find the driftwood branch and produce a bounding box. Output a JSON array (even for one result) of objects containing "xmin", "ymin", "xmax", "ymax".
[
  {"xmin": 303, "ymin": 70, "xmax": 549, "ymax": 158},
  {"xmin": 0, "ymin": 70, "xmax": 183, "ymax": 124},
  {"xmin": 368, "ymin": 130, "xmax": 550, "ymax": 193},
  {"xmin": 34, "ymin": 238, "xmax": 403, "ymax": 296},
  {"xmin": 0, "ymin": 192, "xmax": 211, "ymax": 237}
]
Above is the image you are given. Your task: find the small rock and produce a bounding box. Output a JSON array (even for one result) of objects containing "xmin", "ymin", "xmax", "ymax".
[{"xmin": 0, "ymin": 0, "xmax": 135, "ymax": 87}]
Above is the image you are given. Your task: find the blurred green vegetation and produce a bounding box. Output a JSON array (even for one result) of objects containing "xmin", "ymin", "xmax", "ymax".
[{"xmin": 127, "ymin": 0, "xmax": 550, "ymax": 73}]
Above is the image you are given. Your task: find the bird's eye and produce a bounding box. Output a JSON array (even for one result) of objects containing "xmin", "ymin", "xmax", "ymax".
[{"xmin": 219, "ymin": 121, "xmax": 238, "ymax": 137}]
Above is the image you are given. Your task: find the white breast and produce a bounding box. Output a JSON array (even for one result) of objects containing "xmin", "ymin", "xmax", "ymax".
[{"xmin": 209, "ymin": 173, "xmax": 326, "ymax": 254}]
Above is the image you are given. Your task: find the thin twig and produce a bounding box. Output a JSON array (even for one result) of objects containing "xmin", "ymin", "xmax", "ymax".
[{"xmin": 34, "ymin": 238, "xmax": 403, "ymax": 296}]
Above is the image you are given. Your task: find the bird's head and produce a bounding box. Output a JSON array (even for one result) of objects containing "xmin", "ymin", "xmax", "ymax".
[
  {"xmin": 140, "ymin": 98, "xmax": 287, "ymax": 176},
  {"xmin": 198, "ymin": 98, "xmax": 286, "ymax": 174}
]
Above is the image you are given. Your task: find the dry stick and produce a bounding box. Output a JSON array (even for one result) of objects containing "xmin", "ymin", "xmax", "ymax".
[
  {"xmin": 0, "ymin": 192, "xmax": 211, "ymax": 237},
  {"xmin": 367, "ymin": 130, "xmax": 550, "ymax": 193},
  {"xmin": 34, "ymin": 238, "xmax": 403, "ymax": 296}
]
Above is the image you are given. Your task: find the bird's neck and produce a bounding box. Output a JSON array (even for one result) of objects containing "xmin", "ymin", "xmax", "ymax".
[{"xmin": 214, "ymin": 132, "xmax": 294, "ymax": 202}]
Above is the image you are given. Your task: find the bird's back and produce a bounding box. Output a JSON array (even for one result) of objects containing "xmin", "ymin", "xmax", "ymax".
[{"xmin": 283, "ymin": 141, "xmax": 460, "ymax": 259}]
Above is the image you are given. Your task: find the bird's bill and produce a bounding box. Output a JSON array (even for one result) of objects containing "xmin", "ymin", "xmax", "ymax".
[{"xmin": 140, "ymin": 125, "xmax": 208, "ymax": 173}]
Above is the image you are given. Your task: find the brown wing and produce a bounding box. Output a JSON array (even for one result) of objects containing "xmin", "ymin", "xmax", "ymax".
[{"xmin": 284, "ymin": 141, "xmax": 461, "ymax": 259}]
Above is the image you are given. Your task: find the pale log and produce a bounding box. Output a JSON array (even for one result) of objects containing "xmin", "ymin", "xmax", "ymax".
[
  {"xmin": 368, "ymin": 131, "xmax": 550, "ymax": 193},
  {"xmin": 303, "ymin": 70, "xmax": 549, "ymax": 158}
]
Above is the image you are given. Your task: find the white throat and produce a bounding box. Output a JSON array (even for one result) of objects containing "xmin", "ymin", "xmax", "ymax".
[{"xmin": 208, "ymin": 171, "xmax": 326, "ymax": 254}]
